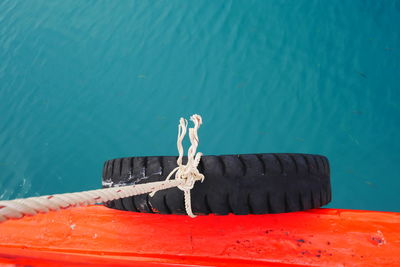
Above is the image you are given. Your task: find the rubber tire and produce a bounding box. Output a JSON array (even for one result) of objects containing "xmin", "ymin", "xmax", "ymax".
[{"xmin": 102, "ymin": 153, "xmax": 331, "ymax": 215}]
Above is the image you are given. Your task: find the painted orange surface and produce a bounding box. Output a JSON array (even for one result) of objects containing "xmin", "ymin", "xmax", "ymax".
[{"xmin": 0, "ymin": 206, "xmax": 399, "ymax": 266}]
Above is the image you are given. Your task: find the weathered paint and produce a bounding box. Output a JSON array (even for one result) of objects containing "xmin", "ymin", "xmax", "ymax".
[{"xmin": 0, "ymin": 206, "xmax": 399, "ymax": 266}]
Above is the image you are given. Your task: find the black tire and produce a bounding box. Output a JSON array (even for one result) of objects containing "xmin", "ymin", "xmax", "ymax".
[{"xmin": 102, "ymin": 153, "xmax": 331, "ymax": 215}]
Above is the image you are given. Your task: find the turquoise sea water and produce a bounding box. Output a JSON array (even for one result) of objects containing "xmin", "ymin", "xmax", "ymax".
[{"xmin": 1, "ymin": 1, "xmax": 399, "ymax": 211}]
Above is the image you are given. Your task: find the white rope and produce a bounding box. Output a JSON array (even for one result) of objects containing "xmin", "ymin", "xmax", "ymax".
[
  {"xmin": 0, "ymin": 114, "xmax": 204, "ymax": 222},
  {"xmin": 0, "ymin": 180, "xmax": 182, "ymax": 223}
]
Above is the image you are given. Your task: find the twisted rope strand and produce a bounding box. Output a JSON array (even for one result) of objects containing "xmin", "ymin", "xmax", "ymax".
[{"xmin": 0, "ymin": 180, "xmax": 182, "ymax": 223}]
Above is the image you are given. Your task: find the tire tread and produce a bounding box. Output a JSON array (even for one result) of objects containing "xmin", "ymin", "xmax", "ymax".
[{"xmin": 103, "ymin": 153, "xmax": 331, "ymax": 215}]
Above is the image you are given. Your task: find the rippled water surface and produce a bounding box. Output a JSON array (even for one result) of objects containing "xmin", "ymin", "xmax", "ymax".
[{"xmin": 1, "ymin": 1, "xmax": 399, "ymax": 211}]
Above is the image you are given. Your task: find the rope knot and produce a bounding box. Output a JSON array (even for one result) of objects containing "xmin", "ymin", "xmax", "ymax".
[
  {"xmin": 150, "ymin": 114, "xmax": 204, "ymax": 218},
  {"xmin": 175, "ymin": 157, "xmax": 205, "ymax": 192}
]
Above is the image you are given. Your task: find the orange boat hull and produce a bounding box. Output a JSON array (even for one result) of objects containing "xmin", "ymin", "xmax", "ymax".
[{"xmin": 0, "ymin": 206, "xmax": 399, "ymax": 266}]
